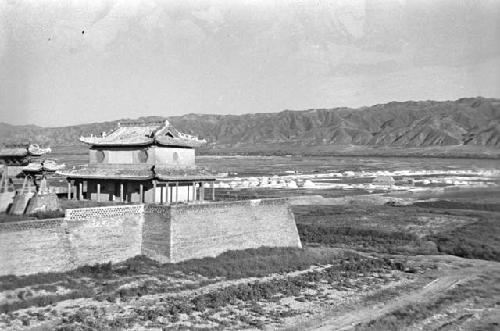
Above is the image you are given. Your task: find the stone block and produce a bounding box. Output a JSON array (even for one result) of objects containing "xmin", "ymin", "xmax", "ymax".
[
  {"xmin": 0, "ymin": 191, "xmax": 15, "ymax": 213},
  {"xmin": 25, "ymin": 193, "xmax": 61, "ymax": 214},
  {"xmin": 9, "ymin": 192, "xmax": 34, "ymax": 215}
]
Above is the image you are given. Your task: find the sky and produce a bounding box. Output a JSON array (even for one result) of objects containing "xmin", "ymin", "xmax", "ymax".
[{"xmin": 0, "ymin": 0, "xmax": 499, "ymax": 127}]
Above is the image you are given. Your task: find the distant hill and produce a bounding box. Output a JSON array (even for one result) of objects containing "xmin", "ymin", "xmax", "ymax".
[{"xmin": 2, "ymin": 97, "xmax": 500, "ymax": 151}]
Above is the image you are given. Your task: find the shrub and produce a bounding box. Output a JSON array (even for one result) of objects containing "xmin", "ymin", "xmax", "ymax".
[{"xmin": 297, "ymin": 223, "xmax": 426, "ymax": 254}]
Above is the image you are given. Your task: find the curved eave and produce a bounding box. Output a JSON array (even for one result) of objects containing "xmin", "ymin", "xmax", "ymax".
[
  {"xmin": 60, "ymin": 174, "xmax": 153, "ymax": 180},
  {"xmin": 23, "ymin": 167, "xmax": 61, "ymax": 173},
  {"xmin": 155, "ymin": 138, "xmax": 206, "ymax": 148},
  {"xmin": 83, "ymin": 141, "xmax": 154, "ymax": 147},
  {"xmin": 0, "ymin": 153, "xmax": 28, "ymax": 157},
  {"xmin": 22, "ymin": 168, "xmax": 42, "ymax": 173},
  {"xmin": 156, "ymin": 175, "xmax": 216, "ymax": 181},
  {"xmin": 154, "ymin": 143, "xmax": 196, "ymax": 149}
]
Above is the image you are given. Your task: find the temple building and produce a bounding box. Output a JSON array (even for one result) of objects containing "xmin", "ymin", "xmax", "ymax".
[
  {"xmin": 57, "ymin": 120, "xmax": 215, "ymax": 204},
  {"xmin": 0, "ymin": 144, "xmax": 51, "ymax": 193}
]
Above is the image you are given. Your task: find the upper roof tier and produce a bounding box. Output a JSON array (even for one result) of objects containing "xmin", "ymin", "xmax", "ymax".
[{"xmin": 79, "ymin": 120, "xmax": 206, "ymax": 148}]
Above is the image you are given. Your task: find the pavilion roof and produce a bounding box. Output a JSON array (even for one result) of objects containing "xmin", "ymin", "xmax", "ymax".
[
  {"xmin": 57, "ymin": 165, "xmax": 215, "ymax": 181},
  {"xmin": 57, "ymin": 165, "xmax": 153, "ymax": 180},
  {"xmin": 0, "ymin": 146, "xmax": 29, "ymax": 157},
  {"xmin": 79, "ymin": 120, "xmax": 206, "ymax": 148},
  {"xmin": 155, "ymin": 167, "xmax": 216, "ymax": 181},
  {"xmin": 23, "ymin": 160, "xmax": 66, "ymax": 173}
]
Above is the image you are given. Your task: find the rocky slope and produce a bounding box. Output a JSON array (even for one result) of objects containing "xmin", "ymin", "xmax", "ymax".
[{"xmin": 1, "ymin": 97, "xmax": 499, "ymax": 149}]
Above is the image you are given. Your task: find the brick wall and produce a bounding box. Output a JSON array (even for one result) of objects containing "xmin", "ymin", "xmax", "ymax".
[
  {"xmin": 66, "ymin": 215, "xmax": 143, "ymax": 267},
  {"xmin": 0, "ymin": 205, "xmax": 145, "ymax": 276},
  {"xmin": 142, "ymin": 205, "xmax": 171, "ymax": 263},
  {"xmin": 0, "ymin": 199, "xmax": 302, "ymax": 276},
  {"xmin": 0, "ymin": 219, "xmax": 72, "ymax": 275},
  {"xmin": 167, "ymin": 199, "xmax": 301, "ymax": 262}
]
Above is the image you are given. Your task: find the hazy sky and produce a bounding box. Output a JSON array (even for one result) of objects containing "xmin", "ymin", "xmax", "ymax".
[{"xmin": 1, "ymin": 0, "xmax": 499, "ymax": 126}]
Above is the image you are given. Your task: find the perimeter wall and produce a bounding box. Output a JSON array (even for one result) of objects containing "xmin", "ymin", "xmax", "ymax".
[{"xmin": 0, "ymin": 199, "xmax": 301, "ymax": 276}]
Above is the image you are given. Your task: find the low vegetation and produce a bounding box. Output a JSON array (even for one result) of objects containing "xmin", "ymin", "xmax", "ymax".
[
  {"xmin": 294, "ymin": 202, "xmax": 500, "ymax": 262},
  {"xmin": 414, "ymin": 200, "xmax": 500, "ymax": 213},
  {"xmin": 0, "ymin": 247, "xmax": 356, "ymax": 314},
  {"xmin": 354, "ymin": 270, "xmax": 500, "ymax": 331},
  {"xmin": 0, "ymin": 210, "xmax": 65, "ymax": 223},
  {"xmin": 297, "ymin": 223, "xmax": 435, "ymax": 255},
  {"xmin": 429, "ymin": 217, "xmax": 500, "ymax": 262},
  {"xmin": 53, "ymin": 254, "xmax": 410, "ymax": 330}
]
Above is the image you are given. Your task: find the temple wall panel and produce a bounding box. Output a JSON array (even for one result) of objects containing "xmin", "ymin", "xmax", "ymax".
[
  {"xmin": 88, "ymin": 146, "xmax": 195, "ymax": 167},
  {"xmin": 89, "ymin": 148, "xmax": 151, "ymax": 165},
  {"xmin": 151, "ymin": 147, "xmax": 195, "ymax": 167}
]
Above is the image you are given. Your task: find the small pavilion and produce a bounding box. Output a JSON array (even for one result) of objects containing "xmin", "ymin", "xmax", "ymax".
[{"xmin": 57, "ymin": 120, "xmax": 216, "ymax": 204}]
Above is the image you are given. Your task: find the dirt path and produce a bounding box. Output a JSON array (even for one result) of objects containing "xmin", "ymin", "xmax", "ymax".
[{"xmin": 307, "ymin": 272, "xmax": 475, "ymax": 331}]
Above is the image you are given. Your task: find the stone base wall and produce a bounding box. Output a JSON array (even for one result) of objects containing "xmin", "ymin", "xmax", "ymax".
[{"xmin": 0, "ymin": 199, "xmax": 302, "ymax": 276}]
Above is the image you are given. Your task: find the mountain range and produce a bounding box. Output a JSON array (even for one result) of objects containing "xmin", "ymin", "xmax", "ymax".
[{"xmin": 1, "ymin": 97, "xmax": 500, "ymax": 153}]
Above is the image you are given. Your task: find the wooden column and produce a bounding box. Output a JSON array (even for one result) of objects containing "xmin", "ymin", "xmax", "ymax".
[
  {"xmin": 2, "ymin": 165, "xmax": 8, "ymax": 192},
  {"xmin": 97, "ymin": 183, "xmax": 101, "ymax": 202},
  {"xmin": 165, "ymin": 183, "xmax": 170, "ymax": 204},
  {"xmin": 211, "ymin": 181, "xmax": 215, "ymax": 201},
  {"xmin": 0, "ymin": 170, "xmax": 4, "ymax": 193},
  {"xmin": 192, "ymin": 182, "xmax": 196, "ymax": 202},
  {"xmin": 78, "ymin": 182, "xmax": 83, "ymax": 201},
  {"xmin": 152, "ymin": 180, "xmax": 157, "ymax": 203},
  {"xmin": 175, "ymin": 182, "xmax": 179, "ymax": 203},
  {"xmin": 139, "ymin": 183, "xmax": 144, "ymax": 203},
  {"xmin": 67, "ymin": 181, "xmax": 71, "ymax": 199},
  {"xmin": 160, "ymin": 183, "xmax": 164, "ymax": 203},
  {"xmin": 120, "ymin": 183, "xmax": 124, "ymax": 202},
  {"xmin": 200, "ymin": 182, "xmax": 204, "ymax": 201}
]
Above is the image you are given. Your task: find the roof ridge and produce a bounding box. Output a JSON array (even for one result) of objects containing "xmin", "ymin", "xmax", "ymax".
[{"xmin": 119, "ymin": 120, "xmax": 167, "ymax": 127}]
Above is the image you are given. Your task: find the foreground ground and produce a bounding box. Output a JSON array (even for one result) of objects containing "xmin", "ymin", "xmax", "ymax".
[{"xmin": 1, "ymin": 189, "xmax": 499, "ymax": 330}]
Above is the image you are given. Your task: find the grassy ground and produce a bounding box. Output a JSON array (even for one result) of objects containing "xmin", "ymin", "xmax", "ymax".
[
  {"xmin": 0, "ymin": 247, "xmax": 420, "ymax": 330},
  {"xmin": 293, "ymin": 199, "xmax": 500, "ymax": 262},
  {"xmin": 0, "ymin": 247, "xmax": 371, "ymax": 313},
  {"xmin": 352, "ymin": 263, "xmax": 500, "ymax": 331}
]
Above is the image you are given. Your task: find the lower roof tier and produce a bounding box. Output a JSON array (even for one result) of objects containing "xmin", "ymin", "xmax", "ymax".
[{"xmin": 57, "ymin": 165, "xmax": 216, "ymax": 181}]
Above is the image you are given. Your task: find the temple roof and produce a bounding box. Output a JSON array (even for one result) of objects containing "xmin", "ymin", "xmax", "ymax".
[
  {"xmin": 155, "ymin": 167, "xmax": 216, "ymax": 181},
  {"xmin": 79, "ymin": 120, "xmax": 206, "ymax": 148},
  {"xmin": 57, "ymin": 165, "xmax": 215, "ymax": 181},
  {"xmin": 0, "ymin": 144, "xmax": 51, "ymax": 158},
  {"xmin": 0, "ymin": 146, "xmax": 28, "ymax": 157},
  {"xmin": 23, "ymin": 160, "xmax": 66, "ymax": 173}
]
